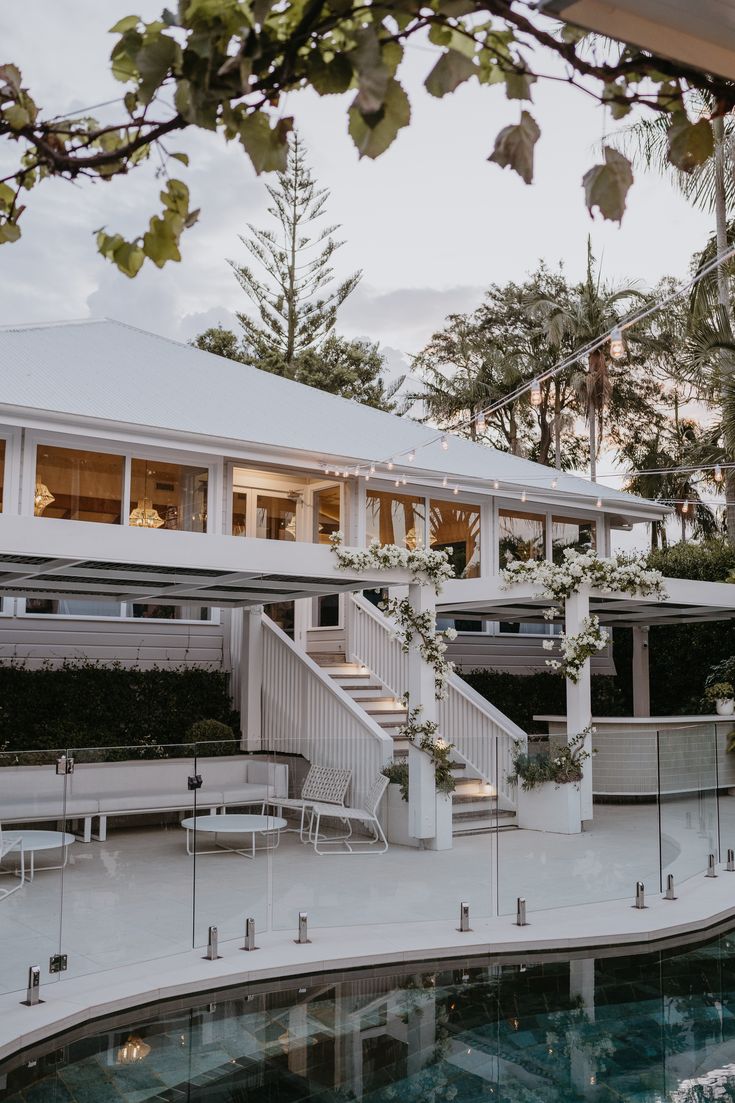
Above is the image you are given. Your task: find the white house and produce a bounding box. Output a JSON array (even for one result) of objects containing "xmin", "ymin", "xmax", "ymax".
[{"xmin": 0, "ymin": 317, "xmax": 683, "ymax": 843}]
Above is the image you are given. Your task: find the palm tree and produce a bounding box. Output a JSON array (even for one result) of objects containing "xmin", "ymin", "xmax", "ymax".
[{"xmin": 528, "ymin": 240, "xmax": 648, "ymax": 481}]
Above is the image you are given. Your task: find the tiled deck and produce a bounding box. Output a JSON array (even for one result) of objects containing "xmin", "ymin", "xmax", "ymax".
[{"xmin": 0, "ymin": 797, "xmax": 731, "ymax": 998}]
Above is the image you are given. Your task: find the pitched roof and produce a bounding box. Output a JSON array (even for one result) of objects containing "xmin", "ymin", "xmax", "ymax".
[{"xmin": 0, "ymin": 318, "xmax": 664, "ymax": 520}]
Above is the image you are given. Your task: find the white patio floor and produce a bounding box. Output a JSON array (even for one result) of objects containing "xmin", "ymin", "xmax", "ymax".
[{"xmin": 0, "ymin": 796, "xmax": 732, "ymax": 998}]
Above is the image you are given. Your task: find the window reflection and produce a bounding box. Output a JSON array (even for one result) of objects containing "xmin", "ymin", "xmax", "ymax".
[
  {"xmin": 130, "ymin": 604, "xmax": 211, "ymax": 621},
  {"xmin": 429, "ymin": 500, "xmax": 481, "ymax": 578},
  {"xmin": 366, "ymin": 491, "xmax": 425, "ymax": 549},
  {"xmin": 498, "ymin": 509, "xmax": 546, "ymax": 564},
  {"xmin": 313, "ymin": 486, "xmax": 341, "ymax": 544},
  {"xmin": 130, "ymin": 459, "xmax": 208, "ymax": 532},
  {"xmin": 35, "ymin": 446, "xmax": 124, "ymax": 524},
  {"xmin": 25, "ymin": 598, "xmax": 122, "ymax": 616},
  {"xmin": 552, "ymin": 516, "xmax": 596, "ymax": 563},
  {"xmin": 232, "ymin": 491, "xmax": 248, "ymax": 537},
  {"xmin": 257, "ymin": 495, "xmax": 297, "ymax": 541}
]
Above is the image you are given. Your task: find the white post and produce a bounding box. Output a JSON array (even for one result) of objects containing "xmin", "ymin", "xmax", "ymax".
[
  {"xmin": 632, "ymin": 626, "xmax": 651, "ymax": 717},
  {"xmin": 407, "ymin": 583, "xmax": 440, "ymax": 842},
  {"xmin": 240, "ymin": 604, "xmax": 263, "ymax": 751},
  {"xmin": 565, "ymin": 587, "xmax": 593, "ymax": 821}
]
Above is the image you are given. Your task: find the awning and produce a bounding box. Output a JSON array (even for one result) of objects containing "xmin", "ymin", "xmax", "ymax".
[
  {"xmin": 438, "ymin": 575, "xmax": 735, "ymax": 627},
  {"xmin": 0, "ymin": 516, "xmax": 410, "ymax": 607}
]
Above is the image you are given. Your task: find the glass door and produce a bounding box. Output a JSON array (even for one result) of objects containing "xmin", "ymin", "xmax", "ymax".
[{"xmin": 311, "ymin": 483, "xmax": 342, "ymax": 628}]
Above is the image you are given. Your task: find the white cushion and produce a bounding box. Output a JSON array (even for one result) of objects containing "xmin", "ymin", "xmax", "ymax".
[
  {"xmin": 97, "ymin": 790, "xmax": 222, "ymax": 813},
  {"xmin": 2, "ymin": 797, "xmax": 98, "ymax": 819}
]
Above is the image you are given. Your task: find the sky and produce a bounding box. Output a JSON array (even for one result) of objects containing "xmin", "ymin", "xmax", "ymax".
[{"xmin": 0, "ymin": 0, "xmax": 716, "ymax": 389}]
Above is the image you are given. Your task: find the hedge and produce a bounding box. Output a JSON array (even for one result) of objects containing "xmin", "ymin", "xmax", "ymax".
[
  {"xmin": 460, "ymin": 670, "xmax": 628, "ymax": 733},
  {"xmin": 0, "ymin": 662, "xmax": 240, "ymax": 756}
]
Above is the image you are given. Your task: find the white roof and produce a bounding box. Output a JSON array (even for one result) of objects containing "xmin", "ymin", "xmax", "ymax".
[{"xmin": 0, "ymin": 318, "xmax": 664, "ymax": 520}]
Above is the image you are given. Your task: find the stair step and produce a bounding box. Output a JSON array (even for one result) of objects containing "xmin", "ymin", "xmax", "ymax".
[
  {"xmin": 349, "ymin": 689, "xmax": 395, "ymax": 701},
  {"xmin": 334, "ymin": 678, "xmax": 382, "ymax": 690},
  {"xmin": 319, "ymin": 664, "xmax": 367, "ymax": 676},
  {"xmin": 453, "ymin": 819, "xmax": 518, "ymax": 836}
]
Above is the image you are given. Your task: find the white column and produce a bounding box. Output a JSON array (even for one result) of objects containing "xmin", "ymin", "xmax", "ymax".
[
  {"xmin": 632, "ymin": 626, "xmax": 651, "ymax": 717},
  {"xmin": 407, "ymin": 583, "xmax": 439, "ymax": 841},
  {"xmin": 240, "ymin": 604, "xmax": 263, "ymax": 751},
  {"xmin": 565, "ymin": 587, "xmax": 593, "ymax": 821}
]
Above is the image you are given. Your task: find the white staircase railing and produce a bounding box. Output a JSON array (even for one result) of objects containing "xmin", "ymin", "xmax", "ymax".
[
  {"xmin": 347, "ymin": 593, "xmax": 525, "ymax": 810},
  {"xmin": 262, "ymin": 615, "xmax": 394, "ymax": 803}
]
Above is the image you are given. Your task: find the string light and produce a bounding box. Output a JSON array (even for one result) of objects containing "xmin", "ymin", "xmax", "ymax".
[
  {"xmin": 453, "ymin": 485, "xmax": 459, "ymax": 495},
  {"xmin": 442, "ymin": 476, "xmax": 448, "ymax": 487},
  {"xmin": 387, "ymin": 460, "xmax": 394, "ymax": 471},
  {"xmin": 476, "ymin": 412, "xmax": 487, "ymax": 433},
  {"xmin": 596, "ymin": 497, "xmax": 602, "ymax": 508},
  {"xmin": 407, "ymin": 450, "xmax": 415, "ymax": 462},
  {"xmin": 530, "ymin": 381, "xmax": 542, "ymax": 407},
  {"xmin": 551, "ymin": 478, "xmax": 558, "ymax": 490},
  {"xmin": 521, "ymin": 490, "xmax": 527, "ymax": 503},
  {"xmin": 609, "ymin": 326, "xmax": 625, "ymax": 360},
  {"xmin": 681, "ymin": 499, "xmax": 689, "ymax": 513},
  {"xmin": 401, "ymin": 476, "xmax": 408, "ymax": 486},
  {"xmin": 440, "ymin": 435, "xmax": 449, "ymax": 450},
  {"xmin": 369, "ymin": 463, "xmax": 376, "ymax": 475},
  {"xmin": 493, "ymin": 479, "xmax": 500, "ymax": 490},
  {"xmin": 715, "ymin": 464, "xmax": 723, "ymax": 482}
]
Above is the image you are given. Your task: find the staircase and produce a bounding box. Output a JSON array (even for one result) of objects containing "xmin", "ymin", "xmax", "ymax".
[{"xmin": 311, "ymin": 653, "xmax": 517, "ymax": 836}]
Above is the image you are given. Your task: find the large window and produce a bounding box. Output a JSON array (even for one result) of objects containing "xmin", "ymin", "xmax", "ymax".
[
  {"xmin": 366, "ymin": 491, "xmax": 425, "ymax": 549},
  {"xmin": 130, "ymin": 459, "xmax": 208, "ymax": 532},
  {"xmin": 24, "ymin": 597, "xmax": 211, "ymax": 620},
  {"xmin": 498, "ymin": 509, "xmax": 546, "ymax": 565},
  {"xmin": 232, "ymin": 491, "xmax": 248, "ymax": 537},
  {"xmin": 313, "ymin": 485, "xmax": 341, "ymax": 544},
  {"xmin": 552, "ymin": 516, "xmax": 596, "ymax": 563},
  {"xmin": 35, "ymin": 445, "xmax": 124, "ymax": 524},
  {"xmin": 257, "ymin": 494, "xmax": 297, "ymax": 541},
  {"xmin": 429, "ymin": 500, "xmax": 481, "ymax": 579}
]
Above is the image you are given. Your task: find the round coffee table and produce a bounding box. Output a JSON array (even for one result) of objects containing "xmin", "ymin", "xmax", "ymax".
[
  {"xmin": 2, "ymin": 830, "xmax": 75, "ymax": 881},
  {"xmin": 180, "ymin": 814, "xmax": 287, "ymax": 858}
]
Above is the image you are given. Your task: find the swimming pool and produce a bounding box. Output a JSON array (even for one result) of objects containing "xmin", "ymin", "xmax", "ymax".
[{"xmin": 3, "ymin": 925, "xmax": 735, "ymax": 1101}]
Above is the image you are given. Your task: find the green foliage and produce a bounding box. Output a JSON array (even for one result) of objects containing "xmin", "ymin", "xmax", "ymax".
[
  {"xmin": 704, "ymin": 681, "xmax": 733, "ymax": 701},
  {"xmin": 190, "ymin": 325, "xmax": 248, "ymax": 363},
  {"xmin": 508, "ymin": 729, "xmax": 591, "ymax": 791},
  {"xmin": 96, "ymin": 178, "xmax": 200, "ymax": 278},
  {"xmin": 382, "ymin": 761, "xmax": 409, "ymax": 800},
  {"xmin": 3, "ymin": 4, "xmax": 735, "ymax": 271},
  {"xmin": 0, "ymin": 663, "xmax": 239, "ymax": 755},
  {"xmin": 460, "ymin": 670, "xmax": 627, "ymax": 732},
  {"xmin": 648, "ymin": 538, "xmax": 735, "ymax": 579}
]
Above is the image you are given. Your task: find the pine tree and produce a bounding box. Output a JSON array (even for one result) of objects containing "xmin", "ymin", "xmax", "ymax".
[{"xmin": 229, "ymin": 133, "xmax": 361, "ymax": 373}]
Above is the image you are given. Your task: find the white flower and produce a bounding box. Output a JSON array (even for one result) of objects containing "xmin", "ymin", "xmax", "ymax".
[
  {"xmin": 542, "ymin": 640, "xmax": 555, "ymax": 651},
  {"xmin": 444, "ymin": 627, "xmax": 458, "ymax": 641}
]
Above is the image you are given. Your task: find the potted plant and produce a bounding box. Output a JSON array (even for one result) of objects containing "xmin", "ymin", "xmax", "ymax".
[
  {"xmin": 704, "ymin": 682, "xmax": 735, "ymax": 716},
  {"xmin": 507, "ymin": 729, "xmax": 592, "ymax": 834}
]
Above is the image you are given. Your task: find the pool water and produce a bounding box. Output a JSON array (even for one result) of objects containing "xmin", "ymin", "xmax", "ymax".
[{"xmin": 4, "ymin": 926, "xmax": 735, "ymax": 1102}]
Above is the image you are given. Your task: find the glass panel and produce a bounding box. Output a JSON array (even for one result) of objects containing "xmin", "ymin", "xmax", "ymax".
[
  {"xmin": 0, "ymin": 437, "xmax": 5, "ymax": 512},
  {"xmin": 62, "ymin": 743, "xmax": 198, "ymax": 981},
  {"xmin": 499, "ymin": 729, "xmax": 661, "ymax": 915},
  {"xmin": 192, "ymin": 741, "xmax": 271, "ymax": 949},
  {"xmin": 429, "ymin": 499, "xmax": 481, "ymax": 578},
  {"xmin": 232, "ymin": 489, "xmax": 247, "ymax": 536},
  {"xmin": 437, "ymin": 615, "xmax": 484, "ymax": 633},
  {"xmin": 552, "ymin": 515, "xmax": 596, "ymax": 563},
  {"xmin": 130, "ymin": 458, "xmax": 208, "ymax": 532},
  {"xmin": 658, "ymin": 722, "xmax": 719, "ymax": 888},
  {"xmin": 127, "ymin": 603, "xmax": 211, "ymax": 621},
  {"xmin": 313, "ymin": 485, "xmax": 341, "ymax": 543},
  {"xmin": 314, "ymin": 592, "xmax": 340, "ymax": 628},
  {"xmin": 498, "ymin": 508, "xmax": 545, "ymax": 564},
  {"xmin": 256, "ymin": 493, "xmax": 296, "ymax": 541},
  {"xmin": 269, "ymin": 733, "xmax": 494, "ymax": 931},
  {"xmin": 24, "ymin": 597, "xmax": 122, "ymax": 616},
  {"xmin": 35, "ymin": 444, "xmax": 124, "ymax": 523},
  {"xmin": 264, "ymin": 601, "xmax": 295, "ymax": 638},
  {"xmin": 365, "ymin": 490, "xmax": 425, "ymax": 549},
  {"xmin": 0, "ymin": 748, "xmax": 66, "ymax": 995}
]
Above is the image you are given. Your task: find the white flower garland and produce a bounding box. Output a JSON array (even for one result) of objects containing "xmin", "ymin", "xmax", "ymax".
[
  {"xmin": 502, "ymin": 549, "xmax": 665, "ymax": 682},
  {"xmin": 329, "ymin": 532, "xmax": 455, "ymax": 700},
  {"xmin": 542, "ymin": 615, "xmax": 608, "ymax": 684},
  {"xmin": 329, "ymin": 532, "xmax": 454, "ymax": 592}
]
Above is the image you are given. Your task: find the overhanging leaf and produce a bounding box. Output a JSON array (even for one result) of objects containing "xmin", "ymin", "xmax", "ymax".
[
  {"xmin": 504, "ymin": 70, "xmax": 536, "ymax": 102},
  {"xmin": 238, "ymin": 112, "xmax": 293, "ymax": 174},
  {"xmin": 667, "ymin": 115, "xmax": 714, "ymax": 173},
  {"xmin": 348, "ymin": 77, "xmax": 410, "ymax": 159},
  {"xmin": 348, "ymin": 26, "xmax": 389, "ymax": 115},
  {"xmin": 424, "ymin": 49, "xmax": 475, "ymax": 98},
  {"xmin": 582, "ymin": 146, "xmax": 633, "ymax": 223},
  {"xmin": 487, "ymin": 110, "xmax": 540, "ymax": 185}
]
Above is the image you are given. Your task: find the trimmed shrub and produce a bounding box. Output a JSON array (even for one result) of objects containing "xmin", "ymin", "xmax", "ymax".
[
  {"xmin": 0, "ymin": 662, "xmax": 240, "ymax": 755},
  {"xmin": 459, "ymin": 670, "xmax": 628, "ymax": 732}
]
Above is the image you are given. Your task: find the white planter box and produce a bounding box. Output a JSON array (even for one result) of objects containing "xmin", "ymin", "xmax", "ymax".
[
  {"xmin": 426, "ymin": 792, "xmax": 453, "ymax": 852},
  {"xmin": 516, "ymin": 782, "xmax": 582, "ymax": 834},
  {"xmin": 386, "ymin": 784, "xmax": 420, "ymax": 848}
]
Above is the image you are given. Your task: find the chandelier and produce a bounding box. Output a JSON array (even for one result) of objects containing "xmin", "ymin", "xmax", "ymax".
[
  {"xmin": 129, "ymin": 497, "xmax": 164, "ymax": 528},
  {"xmin": 34, "ymin": 482, "xmax": 55, "ymax": 516},
  {"xmin": 116, "ymin": 1035, "xmax": 151, "ymax": 1064}
]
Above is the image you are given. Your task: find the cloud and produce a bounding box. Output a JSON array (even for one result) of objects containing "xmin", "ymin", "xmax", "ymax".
[{"xmin": 339, "ymin": 283, "xmax": 484, "ymax": 352}]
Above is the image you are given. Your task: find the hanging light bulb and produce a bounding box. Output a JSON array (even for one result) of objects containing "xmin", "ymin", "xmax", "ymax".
[
  {"xmin": 622, "ymin": 475, "xmax": 632, "ymax": 490},
  {"xmin": 493, "ymin": 479, "xmax": 500, "ymax": 490},
  {"xmin": 530, "ymin": 381, "xmax": 542, "ymax": 407},
  {"xmin": 715, "ymin": 463, "xmax": 723, "ymax": 483},
  {"xmin": 440, "ymin": 435, "xmax": 449, "ymax": 451},
  {"xmin": 551, "ymin": 478, "xmax": 558, "ymax": 490},
  {"xmin": 354, "ymin": 466, "xmax": 360, "ymax": 477},
  {"xmin": 609, "ymin": 326, "xmax": 625, "ymax": 360},
  {"xmin": 387, "ymin": 460, "xmax": 394, "ymax": 471},
  {"xmin": 395, "ymin": 479, "xmax": 401, "ymax": 488},
  {"xmin": 596, "ymin": 497, "xmax": 602, "ymax": 509},
  {"xmin": 681, "ymin": 499, "xmax": 689, "ymax": 514},
  {"xmin": 476, "ymin": 412, "xmax": 487, "ymax": 433},
  {"xmin": 401, "ymin": 476, "xmax": 408, "ymax": 486},
  {"xmin": 442, "ymin": 476, "xmax": 448, "ymax": 488},
  {"xmin": 521, "ymin": 489, "xmax": 527, "ymax": 503},
  {"xmin": 453, "ymin": 485, "xmax": 459, "ymax": 495},
  {"xmin": 369, "ymin": 463, "xmax": 376, "ymax": 475},
  {"xmin": 407, "ymin": 450, "xmax": 415, "ymax": 462}
]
